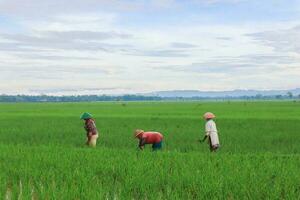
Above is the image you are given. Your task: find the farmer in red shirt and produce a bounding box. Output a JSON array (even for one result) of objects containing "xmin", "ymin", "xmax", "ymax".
[
  {"xmin": 134, "ymin": 129, "xmax": 163, "ymax": 151},
  {"xmin": 80, "ymin": 112, "xmax": 99, "ymax": 147}
]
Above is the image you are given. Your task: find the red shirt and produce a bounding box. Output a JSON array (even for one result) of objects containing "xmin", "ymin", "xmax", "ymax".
[
  {"xmin": 84, "ymin": 119, "xmax": 98, "ymax": 136},
  {"xmin": 142, "ymin": 132, "xmax": 163, "ymax": 144}
]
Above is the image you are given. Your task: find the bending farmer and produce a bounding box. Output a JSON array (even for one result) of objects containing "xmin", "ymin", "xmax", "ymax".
[
  {"xmin": 134, "ymin": 129, "xmax": 163, "ymax": 151},
  {"xmin": 80, "ymin": 112, "xmax": 99, "ymax": 147},
  {"xmin": 200, "ymin": 112, "xmax": 220, "ymax": 152}
]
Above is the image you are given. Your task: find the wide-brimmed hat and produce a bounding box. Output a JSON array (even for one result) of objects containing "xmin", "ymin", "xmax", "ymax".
[
  {"xmin": 134, "ymin": 129, "xmax": 144, "ymax": 138},
  {"xmin": 203, "ymin": 112, "xmax": 215, "ymax": 119},
  {"xmin": 80, "ymin": 112, "xmax": 93, "ymax": 120}
]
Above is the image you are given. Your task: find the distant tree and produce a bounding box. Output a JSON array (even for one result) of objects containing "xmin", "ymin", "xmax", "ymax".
[
  {"xmin": 275, "ymin": 95, "xmax": 282, "ymax": 99},
  {"xmin": 287, "ymin": 92, "xmax": 293, "ymax": 99},
  {"xmin": 255, "ymin": 94, "xmax": 263, "ymax": 99},
  {"xmin": 0, "ymin": 95, "xmax": 163, "ymax": 102}
]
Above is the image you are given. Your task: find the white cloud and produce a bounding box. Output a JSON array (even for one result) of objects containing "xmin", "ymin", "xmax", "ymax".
[
  {"xmin": 0, "ymin": 0, "xmax": 137, "ymax": 18},
  {"xmin": 247, "ymin": 25, "xmax": 300, "ymax": 54},
  {"xmin": 0, "ymin": 0, "xmax": 300, "ymax": 94}
]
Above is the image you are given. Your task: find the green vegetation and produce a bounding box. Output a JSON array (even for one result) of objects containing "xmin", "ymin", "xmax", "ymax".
[{"xmin": 1, "ymin": 101, "xmax": 300, "ymax": 199}]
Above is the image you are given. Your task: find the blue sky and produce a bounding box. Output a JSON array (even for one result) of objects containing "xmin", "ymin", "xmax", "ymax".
[{"xmin": 0, "ymin": 0, "xmax": 299, "ymax": 95}]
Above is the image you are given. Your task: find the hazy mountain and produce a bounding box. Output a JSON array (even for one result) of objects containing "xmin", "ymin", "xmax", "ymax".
[{"xmin": 145, "ymin": 88, "xmax": 300, "ymax": 98}]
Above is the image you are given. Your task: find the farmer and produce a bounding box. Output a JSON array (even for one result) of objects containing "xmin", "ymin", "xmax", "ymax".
[
  {"xmin": 200, "ymin": 112, "xmax": 220, "ymax": 152},
  {"xmin": 80, "ymin": 112, "xmax": 99, "ymax": 147},
  {"xmin": 134, "ymin": 129, "xmax": 163, "ymax": 151}
]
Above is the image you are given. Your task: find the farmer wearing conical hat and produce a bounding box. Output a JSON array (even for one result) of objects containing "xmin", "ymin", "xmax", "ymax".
[
  {"xmin": 134, "ymin": 129, "xmax": 163, "ymax": 151},
  {"xmin": 200, "ymin": 112, "xmax": 220, "ymax": 152},
  {"xmin": 80, "ymin": 112, "xmax": 99, "ymax": 147}
]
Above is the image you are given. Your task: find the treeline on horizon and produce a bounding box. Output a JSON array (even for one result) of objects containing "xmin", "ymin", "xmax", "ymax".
[{"xmin": 0, "ymin": 94, "xmax": 299, "ymax": 102}]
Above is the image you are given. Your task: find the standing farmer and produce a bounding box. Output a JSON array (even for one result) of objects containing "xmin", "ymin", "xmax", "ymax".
[
  {"xmin": 80, "ymin": 112, "xmax": 99, "ymax": 147},
  {"xmin": 134, "ymin": 129, "xmax": 163, "ymax": 151},
  {"xmin": 200, "ymin": 112, "xmax": 220, "ymax": 152}
]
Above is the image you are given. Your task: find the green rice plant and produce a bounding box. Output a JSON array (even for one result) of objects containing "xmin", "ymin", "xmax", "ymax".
[{"xmin": 0, "ymin": 101, "xmax": 300, "ymax": 199}]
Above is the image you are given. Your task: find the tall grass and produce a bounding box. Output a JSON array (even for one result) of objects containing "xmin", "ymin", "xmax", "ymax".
[{"xmin": 0, "ymin": 101, "xmax": 300, "ymax": 199}]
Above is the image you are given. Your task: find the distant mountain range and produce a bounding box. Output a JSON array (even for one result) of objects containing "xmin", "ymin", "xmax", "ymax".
[{"xmin": 145, "ymin": 88, "xmax": 300, "ymax": 98}]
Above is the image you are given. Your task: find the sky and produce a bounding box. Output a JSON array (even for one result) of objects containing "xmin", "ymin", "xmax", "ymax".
[{"xmin": 0, "ymin": 0, "xmax": 300, "ymax": 95}]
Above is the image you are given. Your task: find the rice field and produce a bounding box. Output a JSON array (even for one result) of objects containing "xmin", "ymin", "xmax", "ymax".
[{"xmin": 1, "ymin": 101, "xmax": 300, "ymax": 199}]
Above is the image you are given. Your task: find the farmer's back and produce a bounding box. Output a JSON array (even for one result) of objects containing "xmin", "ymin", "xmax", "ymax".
[{"xmin": 142, "ymin": 132, "xmax": 163, "ymax": 144}]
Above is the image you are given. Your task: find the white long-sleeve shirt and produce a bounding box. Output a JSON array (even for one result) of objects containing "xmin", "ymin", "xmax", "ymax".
[{"xmin": 205, "ymin": 120, "xmax": 220, "ymax": 146}]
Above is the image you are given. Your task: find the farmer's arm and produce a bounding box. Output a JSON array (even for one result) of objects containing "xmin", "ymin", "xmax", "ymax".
[
  {"xmin": 200, "ymin": 135, "xmax": 208, "ymax": 142},
  {"xmin": 200, "ymin": 122, "xmax": 211, "ymax": 142},
  {"xmin": 86, "ymin": 120, "xmax": 98, "ymax": 135},
  {"xmin": 139, "ymin": 138, "xmax": 146, "ymax": 150}
]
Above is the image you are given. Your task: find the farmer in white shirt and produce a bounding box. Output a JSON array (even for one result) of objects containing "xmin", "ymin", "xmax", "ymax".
[{"xmin": 200, "ymin": 112, "xmax": 220, "ymax": 152}]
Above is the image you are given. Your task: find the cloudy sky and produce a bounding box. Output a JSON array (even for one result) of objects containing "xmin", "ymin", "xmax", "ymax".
[{"xmin": 0, "ymin": 0, "xmax": 300, "ymax": 95}]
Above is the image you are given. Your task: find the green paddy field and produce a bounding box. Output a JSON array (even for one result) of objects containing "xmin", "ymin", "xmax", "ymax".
[{"xmin": 0, "ymin": 101, "xmax": 300, "ymax": 199}]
